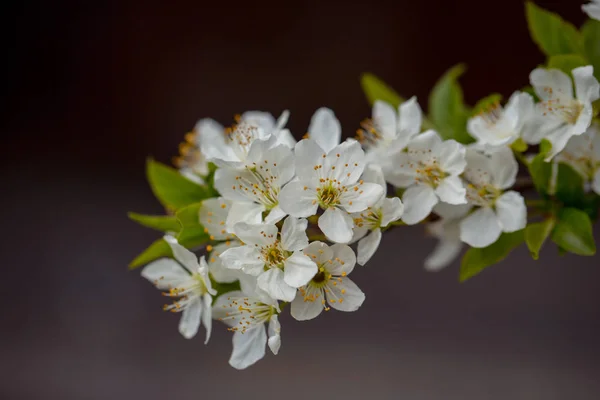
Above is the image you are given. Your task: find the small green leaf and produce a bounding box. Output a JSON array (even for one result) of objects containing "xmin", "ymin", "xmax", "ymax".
[
  {"xmin": 459, "ymin": 230, "xmax": 525, "ymax": 282},
  {"xmin": 525, "ymin": 2, "xmax": 584, "ymax": 56},
  {"xmin": 127, "ymin": 212, "xmax": 180, "ymax": 232},
  {"xmin": 554, "ymin": 163, "xmax": 585, "ymax": 206},
  {"xmin": 146, "ymin": 158, "xmax": 215, "ymax": 210},
  {"xmin": 471, "ymin": 93, "xmax": 502, "ymax": 116},
  {"xmin": 428, "ymin": 64, "xmax": 473, "ymax": 144},
  {"xmin": 175, "ymin": 202, "xmax": 211, "ymax": 248},
  {"xmin": 547, "ymin": 54, "xmax": 588, "ymax": 76},
  {"xmin": 361, "ymin": 73, "xmax": 404, "ymax": 108},
  {"xmin": 528, "ymin": 150, "xmax": 553, "ymax": 196},
  {"xmin": 551, "ymin": 208, "xmax": 596, "ymax": 256},
  {"xmin": 582, "ymin": 20, "xmax": 600, "ymax": 81},
  {"xmin": 129, "ymin": 238, "xmax": 171, "ymax": 269},
  {"xmin": 510, "ymin": 138, "xmax": 528, "ymax": 153},
  {"xmin": 525, "ymin": 218, "xmax": 556, "ymax": 260}
]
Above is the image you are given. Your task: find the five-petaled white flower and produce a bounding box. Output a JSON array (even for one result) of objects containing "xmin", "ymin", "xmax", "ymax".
[
  {"xmin": 467, "ymin": 91, "xmax": 534, "ymax": 147},
  {"xmin": 214, "ymin": 138, "xmax": 295, "ymax": 225},
  {"xmin": 583, "ymin": 0, "xmax": 600, "ymax": 21},
  {"xmin": 279, "ymin": 139, "xmax": 384, "ymax": 243},
  {"xmin": 351, "ymin": 165, "xmax": 404, "ymax": 265},
  {"xmin": 557, "ymin": 123, "xmax": 600, "ymax": 195},
  {"xmin": 213, "ymin": 291, "xmax": 281, "ymax": 370},
  {"xmin": 196, "ymin": 110, "xmax": 290, "ymax": 168},
  {"xmin": 459, "ymin": 147, "xmax": 526, "ymax": 248},
  {"xmin": 526, "ymin": 66, "xmax": 600, "ymax": 160},
  {"xmin": 386, "ymin": 130, "xmax": 467, "ymax": 225},
  {"xmin": 174, "ymin": 130, "xmax": 210, "ymax": 185},
  {"xmin": 141, "ymin": 236, "xmax": 216, "ymax": 342},
  {"xmin": 424, "ymin": 202, "xmax": 471, "ymax": 271},
  {"xmin": 290, "ymin": 241, "xmax": 365, "ymax": 321},
  {"xmin": 357, "ymin": 97, "xmax": 423, "ymax": 175},
  {"xmin": 219, "ymin": 217, "xmax": 317, "ymax": 301},
  {"xmin": 198, "ymin": 197, "xmax": 239, "ymax": 240}
]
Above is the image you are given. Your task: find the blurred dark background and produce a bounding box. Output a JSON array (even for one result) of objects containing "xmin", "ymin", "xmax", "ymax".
[{"xmin": 2, "ymin": 0, "xmax": 599, "ymax": 399}]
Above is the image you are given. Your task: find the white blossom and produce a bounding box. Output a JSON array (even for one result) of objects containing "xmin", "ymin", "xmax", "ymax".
[
  {"xmin": 357, "ymin": 97, "xmax": 423, "ymax": 176},
  {"xmin": 351, "ymin": 165, "xmax": 403, "ymax": 265},
  {"xmin": 424, "ymin": 202, "xmax": 470, "ymax": 271},
  {"xmin": 387, "ymin": 130, "xmax": 467, "ymax": 225},
  {"xmin": 219, "ymin": 217, "xmax": 317, "ymax": 302},
  {"xmin": 583, "ymin": 0, "xmax": 600, "ymax": 20},
  {"xmin": 174, "ymin": 131, "xmax": 210, "ymax": 184},
  {"xmin": 459, "ymin": 147, "xmax": 526, "ymax": 248},
  {"xmin": 290, "ymin": 242, "xmax": 364, "ymax": 320},
  {"xmin": 556, "ymin": 123, "xmax": 600, "ymax": 195},
  {"xmin": 213, "ymin": 291, "xmax": 281, "ymax": 370},
  {"xmin": 526, "ymin": 66, "xmax": 600, "ymax": 160},
  {"xmin": 467, "ymin": 91, "xmax": 534, "ymax": 147},
  {"xmin": 279, "ymin": 139, "xmax": 384, "ymax": 243},
  {"xmin": 141, "ymin": 236, "xmax": 216, "ymax": 342}
]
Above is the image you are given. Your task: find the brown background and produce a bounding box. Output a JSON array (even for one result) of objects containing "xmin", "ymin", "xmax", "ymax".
[{"xmin": 2, "ymin": 0, "xmax": 600, "ymax": 399}]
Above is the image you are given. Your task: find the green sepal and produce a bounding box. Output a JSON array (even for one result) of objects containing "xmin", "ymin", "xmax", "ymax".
[
  {"xmin": 525, "ymin": 218, "xmax": 556, "ymax": 260},
  {"xmin": 550, "ymin": 208, "xmax": 596, "ymax": 256}
]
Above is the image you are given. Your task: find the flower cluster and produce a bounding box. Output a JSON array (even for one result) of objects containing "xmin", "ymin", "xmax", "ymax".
[{"xmin": 130, "ymin": 3, "xmax": 600, "ymax": 370}]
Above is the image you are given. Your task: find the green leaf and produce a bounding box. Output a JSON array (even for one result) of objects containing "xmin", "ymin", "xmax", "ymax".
[
  {"xmin": 127, "ymin": 212, "xmax": 180, "ymax": 232},
  {"xmin": 551, "ymin": 208, "xmax": 596, "ymax": 256},
  {"xmin": 510, "ymin": 138, "xmax": 528, "ymax": 153},
  {"xmin": 175, "ymin": 202, "xmax": 211, "ymax": 248},
  {"xmin": 525, "ymin": 2, "xmax": 584, "ymax": 56},
  {"xmin": 428, "ymin": 64, "xmax": 473, "ymax": 144},
  {"xmin": 471, "ymin": 93, "xmax": 502, "ymax": 116},
  {"xmin": 554, "ymin": 163, "xmax": 585, "ymax": 206},
  {"xmin": 459, "ymin": 230, "xmax": 525, "ymax": 282},
  {"xmin": 547, "ymin": 54, "xmax": 588, "ymax": 76},
  {"xmin": 528, "ymin": 145, "xmax": 553, "ymax": 196},
  {"xmin": 129, "ymin": 238, "xmax": 171, "ymax": 269},
  {"xmin": 361, "ymin": 73, "xmax": 404, "ymax": 108},
  {"xmin": 146, "ymin": 158, "xmax": 215, "ymax": 210},
  {"xmin": 582, "ymin": 20, "xmax": 600, "ymax": 81},
  {"xmin": 525, "ymin": 218, "xmax": 556, "ymax": 260}
]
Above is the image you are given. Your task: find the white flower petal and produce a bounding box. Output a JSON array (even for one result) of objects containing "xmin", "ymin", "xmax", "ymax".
[
  {"xmin": 460, "ymin": 207, "xmax": 502, "ymax": 248},
  {"xmin": 141, "ymin": 259, "xmax": 190, "ymax": 290},
  {"xmin": 302, "ymin": 241, "xmax": 334, "ymax": 265},
  {"xmin": 219, "ymin": 245, "xmax": 263, "ymax": 274},
  {"xmin": 276, "ymin": 128, "xmax": 297, "ymax": 148},
  {"xmin": 283, "ymin": 252, "xmax": 318, "ymax": 288},
  {"xmin": 257, "ymin": 268, "xmax": 297, "ymax": 302},
  {"xmin": 327, "ymin": 243, "xmax": 357, "ymax": 276},
  {"xmin": 294, "ymin": 139, "xmax": 326, "ymax": 180},
  {"xmin": 583, "ymin": 1, "xmax": 600, "ymax": 21},
  {"xmin": 164, "ymin": 235, "xmax": 198, "ymax": 272},
  {"xmin": 495, "ymin": 191, "xmax": 527, "ymax": 232},
  {"xmin": 229, "ymin": 326, "xmax": 267, "ymax": 370},
  {"xmin": 373, "ymin": 100, "xmax": 397, "ymax": 139},
  {"xmin": 545, "ymin": 124, "xmax": 574, "ymax": 160},
  {"xmin": 232, "ymin": 222, "xmax": 277, "ymax": 246},
  {"xmin": 264, "ymin": 206, "xmax": 287, "ymax": 224},
  {"xmin": 278, "ymin": 181, "xmax": 319, "ymax": 217},
  {"xmin": 325, "ymin": 140, "xmax": 365, "ymax": 185},
  {"xmin": 202, "ymin": 293, "xmax": 213, "ymax": 344},
  {"xmin": 178, "ymin": 298, "xmax": 202, "ymax": 339},
  {"xmin": 281, "ymin": 217, "xmax": 309, "ymax": 251},
  {"xmin": 241, "ymin": 111, "xmax": 276, "ymax": 132},
  {"xmin": 530, "ymin": 68, "xmax": 574, "ymax": 102},
  {"xmin": 267, "ymin": 315, "xmax": 281, "ymax": 355},
  {"xmin": 318, "ymin": 207, "xmax": 354, "ymax": 243},
  {"xmin": 573, "ymin": 65, "xmax": 600, "ymax": 104},
  {"xmin": 361, "ymin": 164, "xmax": 387, "ymax": 192},
  {"xmin": 398, "ymin": 96, "xmax": 423, "ymax": 136},
  {"xmin": 424, "ymin": 239, "xmax": 463, "ymax": 272},
  {"xmin": 214, "ymin": 168, "xmax": 254, "ymax": 202},
  {"xmin": 327, "ymin": 278, "xmax": 365, "ymax": 312},
  {"xmin": 290, "ymin": 290, "xmax": 324, "ymax": 321},
  {"xmin": 408, "ymin": 129, "xmax": 442, "ymax": 152},
  {"xmin": 435, "ymin": 176, "xmax": 467, "ymax": 205},
  {"xmin": 489, "ymin": 146, "xmax": 519, "ymax": 189},
  {"xmin": 308, "ymin": 107, "xmax": 341, "ymax": 153},
  {"xmin": 357, "ymin": 228, "xmax": 382, "ymax": 266},
  {"xmin": 433, "ymin": 202, "xmax": 471, "ymax": 220},
  {"xmin": 401, "ymin": 185, "xmax": 438, "ymax": 225},
  {"xmin": 380, "ymin": 197, "xmax": 404, "ymax": 227},
  {"xmin": 225, "ymin": 202, "xmax": 264, "ymax": 233},
  {"xmin": 340, "ymin": 182, "xmax": 384, "ymax": 212},
  {"xmin": 196, "ymin": 118, "xmax": 237, "ymax": 162},
  {"xmin": 436, "ymin": 139, "xmax": 467, "ymax": 175}
]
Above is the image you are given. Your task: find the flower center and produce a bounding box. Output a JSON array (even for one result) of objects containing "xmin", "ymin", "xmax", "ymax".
[
  {"xmin": 218, "ymin": 296, "xmax": 277, "ymax": 334},
  {"xmin": 414, "ymin": 162, "xmax": 448, "ymax": 187},
  {"xmin": 316, "ymin": 183, "xmax": 343, "ymax": 209},
  {"xmin": 478, "ymin": 101, "xmax": 503, "ymax": 127},
  {"xmin": 260, "ymin": 241, "xmax": 290, "ymax": 269},
  {"xmin": 541, "ymin": 97, "xmax": 584, "ymax": 125},
  {"xmin": 354, "ymin": 207, "xmax": 382, "ymax": 230},
  {"xmin": 224, "ymin": 115, "xmax": 263, "ymax": 156},
  {"xmin": 232, "ymin": 164, "xmax": 280, "ymax": 209},
  {"xmin": 466, "ymin": 183, "xmax": 501, "ymax": 207},
  {"xmin": 160, "ymin": 274, "xmax": 207, "ymax": 313},
  {"xmin": 356, "ymin": 118, "xmax": 383, "ymax": 147}
]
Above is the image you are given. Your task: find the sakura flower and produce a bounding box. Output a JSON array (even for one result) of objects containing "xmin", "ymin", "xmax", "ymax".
[
  {"xmin": 583, "ymin": 0, "xmax": 600, "ymax": 20},
  {"xmin": 459, "ymin": 147, "xmax": 526, "ymax": 248},
  {"xmin": 556, "ymin": 123, "xmax": 600, "ymax": 194},
  {"xmin": 213, "ymin": 291, "xmax": 281, "ymax": 370},
  {"xmin": 173, "ymin": 130, "xmax": 210, "ymax": 184},
  {"xmin": 424, "ymin": 202, "xmax": 470, "ymax": 271},
  {"xmin": 357, "ymin": 97, "xmax": 423, "ymax": 173},
  {"xmin": 196, "ymin": 110, "xmax": 290, "ymax": 167},
  {"xmin": 386, "ymin": 130, "xmax": 467, "ymax": 225},
  {"xmin": 467, "ymin": 91, "xmax": 534, "ymax": 147},
  {"xmin": 214, "ymin": 138, "xmax": 295, "ymax": 224},
  {"xmin": 526, "ymin": 66, "xmax": 600, "ymax": 160},
  {"xmin": 279, "ymin": 139, "xmax": 384, "ymax": 243},
  {"xmin": 351, "ymin": 165, "xmax": 403, "ymax": 265},
  {"xmin": 141, "ymin": 236, "xmax": 216, "ymax": 342},
  {"xmin": 290, "ymin": 241, "xmax": 365, "ymax": 321},
  {"xmin": 219, "ymin": 217, "xmax": 317, "ymax": 302},
  {"xmin": 198, "ymin": 197, "xmax": 238, "ymax": 241}
]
